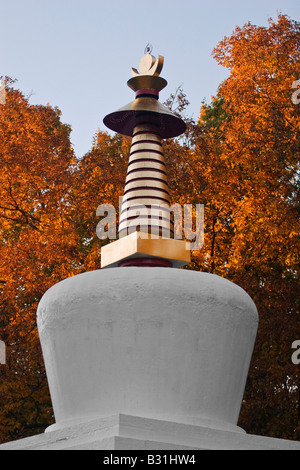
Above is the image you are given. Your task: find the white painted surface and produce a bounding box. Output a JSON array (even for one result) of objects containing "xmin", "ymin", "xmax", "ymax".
[
  {"xmin": 1, "ymin": 414, "xmax": 300, "ymax": 450},
  {"xmin": 37, "ymin": 268, "xmax": 258, "ymax": 433}
]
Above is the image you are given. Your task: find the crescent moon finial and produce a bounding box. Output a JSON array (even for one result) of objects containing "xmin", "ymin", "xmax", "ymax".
[{"xmin": 132, "ymin": 51, "xmax": 164, "ymax": 78}]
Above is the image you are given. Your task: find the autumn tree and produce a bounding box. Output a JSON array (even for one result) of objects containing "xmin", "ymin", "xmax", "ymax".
[
  {"xmin": 189, "ymin": 14, "xmax": 300, "ymax": 439},
  {"xmin": 0, "ymin": 79, "xmax": 79, "ymax": 442},
  {"xmin": 71, "ymin": 131, "xmax": 130, "ymax": 270},
  {"xmin": 156, "ymin": 15, "xmax": 300, "ymax": 439}
]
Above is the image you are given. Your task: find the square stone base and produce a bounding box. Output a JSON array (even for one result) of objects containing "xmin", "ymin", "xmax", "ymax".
[
  {"xmin": 0, "ymin": 414, "xmax": 300, "ymax": 450},
  {"xmin": 101, "ymin": 232, "xmax": 190, "ymax": 268}
]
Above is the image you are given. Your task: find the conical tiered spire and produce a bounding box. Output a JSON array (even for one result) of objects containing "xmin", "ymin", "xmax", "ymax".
[
  {"xmin": 101, "ymin": 49, "xmax": 190, "ymax": 268},
  {"xmin": 119, "ymin": 115, "xmax": 173, "ymax": 239}
]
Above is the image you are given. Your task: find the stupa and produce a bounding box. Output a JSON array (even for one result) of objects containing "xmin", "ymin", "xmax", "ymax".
[{"xmin": 1, "ymin": 48, "xmax": 300, "ymax": 450}]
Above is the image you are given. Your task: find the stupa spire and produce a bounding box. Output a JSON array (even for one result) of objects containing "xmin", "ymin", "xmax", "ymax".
[{"xmin": 101, "ymin": 49, "xmax": 190, "ymax": 268}]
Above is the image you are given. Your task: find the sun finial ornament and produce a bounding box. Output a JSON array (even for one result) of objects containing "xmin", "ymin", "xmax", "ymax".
[
  {"xmin": 144, "ymin": 43, "xmax": 153, "ymax": 55},
  {"xmin": 131, "ymin": 45, "xmax": 164, "ymax": 77}
]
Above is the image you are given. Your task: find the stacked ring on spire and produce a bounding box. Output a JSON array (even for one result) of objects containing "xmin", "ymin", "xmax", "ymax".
[{"xmin": 119, "ymin": 118, "xmax": 174, "ymax": 238}]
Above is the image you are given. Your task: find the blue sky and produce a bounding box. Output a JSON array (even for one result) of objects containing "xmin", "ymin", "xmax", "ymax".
[{"xmin": 0, "ymin": 0, "xmax": 299, "ymax": 157}]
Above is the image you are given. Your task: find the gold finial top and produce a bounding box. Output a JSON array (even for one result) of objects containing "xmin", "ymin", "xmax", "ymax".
[
  {"xmin": 132, "ymin": 52, "xmax": 164, "ymax": 77},
  {"xmin": 127, "ymin": 48, "xmax": 167, "ymax": 93}
]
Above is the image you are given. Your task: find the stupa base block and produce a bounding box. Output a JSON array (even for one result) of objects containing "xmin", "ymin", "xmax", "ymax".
[
  {"xmin": 1, "ymin": 414, "xmax": 300, "ymax": 450},
  {"xmin": 100, "ymin": 232, "xmax": 190, "ymax": 268}
]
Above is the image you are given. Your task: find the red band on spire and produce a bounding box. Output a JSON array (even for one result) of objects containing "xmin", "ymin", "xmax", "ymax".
[
  {"xmin": 135, "ymin": 89, "xmax": 159, "ymax": 98},
  {"xmin": 118, "ymin": 257, "xmax": 172, "ymax": 267}
]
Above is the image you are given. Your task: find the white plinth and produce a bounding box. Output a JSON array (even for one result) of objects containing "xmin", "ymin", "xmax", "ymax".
[
  {"xmin": 1, "ymin": 414, "xmax": 300, "ymax": 450},
  {"xmin": 36, "ymin": 267, "xmax": 258, "ymax": 434}
]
